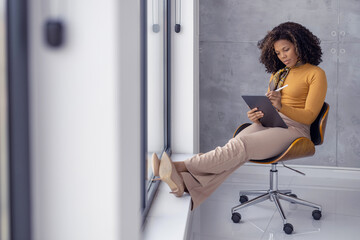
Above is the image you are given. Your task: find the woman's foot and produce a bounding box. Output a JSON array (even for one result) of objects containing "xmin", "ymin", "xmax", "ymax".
[
  {"xmin": 151, "ymin": 153, "xmax": 160, "ymax": 176},
  {"xmin": 159, "ymin": 152, "xmax": 185, "ymax": 197}
]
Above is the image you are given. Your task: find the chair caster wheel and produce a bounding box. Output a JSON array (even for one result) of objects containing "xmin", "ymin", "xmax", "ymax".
[
  {"xmin": 231, "ymin": 212, "xmax": 241, "ymax": 223},
  {"xmin": 239, "ymin": 195, "xmax": 248, "ymax": 203},
  {"xmin": 283, "ymin": 223, "xmax": 293, "ymax": 234},
  {"xmin": 312, "ymin": 210, "xmax": 322, "ymax": 220}
]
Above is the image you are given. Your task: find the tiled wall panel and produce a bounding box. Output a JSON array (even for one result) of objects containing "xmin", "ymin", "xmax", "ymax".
[
  {"xmin": 200, "ymin": 0, "xmax": 338, "ymax": 42},
  {"xmin": 337, "ymin": 42, "xmax": 360, "ymax": 167},
  {"xmin": 339, "ymin": 0, "xmax": 360, "ymax": 41},
  {"xmin": 199, "ymin": 42, "xmax": 269, "ymax": 152}
]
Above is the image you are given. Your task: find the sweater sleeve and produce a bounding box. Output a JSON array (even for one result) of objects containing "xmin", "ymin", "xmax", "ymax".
[{"xmin": 279, "ymin": 69, "xmax": 327, "ymax": 125}]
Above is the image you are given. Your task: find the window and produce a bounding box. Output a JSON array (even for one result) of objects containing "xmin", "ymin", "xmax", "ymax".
[{"xmin": 142, "ymin": 0, "xmax": 171, "ymax": 218}]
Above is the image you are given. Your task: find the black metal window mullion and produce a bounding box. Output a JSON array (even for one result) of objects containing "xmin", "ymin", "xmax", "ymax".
[
  {"xmin": 140, "ymin": 0, "xmax": 148, "ymax": 214},
  {"xmin": 165, "ymin": 0, "xmax": 171, "ymax": 155},
  {"xmin": 7, "ymin": 0, "xmax": 32, "ymax": 239}
]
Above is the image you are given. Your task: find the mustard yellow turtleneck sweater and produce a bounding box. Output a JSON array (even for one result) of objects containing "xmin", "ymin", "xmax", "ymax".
[{"xmin": 268, "ymin": 63, "xmax": 327, "ymax": 125}]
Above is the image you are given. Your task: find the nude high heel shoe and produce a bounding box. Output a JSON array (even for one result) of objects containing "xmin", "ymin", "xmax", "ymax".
[
  {"xmin": 151, "ymin": 153, "xmax": 160, "ymax": 176},
  {"xmin": 153, "ymin": 152, "xmax": 185, "ymax": 197}
]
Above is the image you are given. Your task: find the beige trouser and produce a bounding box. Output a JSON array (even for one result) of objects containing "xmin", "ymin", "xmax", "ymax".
[{"xmin": 182, "ymin": 113, "xmax": 310, "ymax": 210}]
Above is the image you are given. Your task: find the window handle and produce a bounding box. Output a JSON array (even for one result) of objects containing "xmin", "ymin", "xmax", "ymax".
[
  {"xmin": 175, "ymin": 0, "xmax": 181, "ymax": 33},
  {"xmin": 45, "ymin": 20, "xmax": 64, "ymax": 47},
  {"xmin": 44, "ymin": 0, "xmax": 65, "ymax": 47},
  {"xmin": 152, "ymin": 0, "xmax": 160, "ymax": 33}
]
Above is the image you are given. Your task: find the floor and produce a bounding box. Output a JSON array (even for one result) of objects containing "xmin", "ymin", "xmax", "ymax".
[{"xmin": 188, "ymin": 164, "xmax": 360, "ymax": 240}]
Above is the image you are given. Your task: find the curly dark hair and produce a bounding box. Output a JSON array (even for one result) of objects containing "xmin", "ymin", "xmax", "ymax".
[{"xmin": 258, "ymin": 22, "xmax": 322, "ymax": 73}]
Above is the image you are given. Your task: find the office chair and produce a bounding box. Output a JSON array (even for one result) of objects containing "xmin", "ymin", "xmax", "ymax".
[{"xmin": 230, "ymin": 102, "xmax": 329, "ymax": 234}]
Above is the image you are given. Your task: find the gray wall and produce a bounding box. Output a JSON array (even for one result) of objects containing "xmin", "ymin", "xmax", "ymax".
[{"xmin": 199, "ymin": 0, "xmax": 360, "ymax": 167}]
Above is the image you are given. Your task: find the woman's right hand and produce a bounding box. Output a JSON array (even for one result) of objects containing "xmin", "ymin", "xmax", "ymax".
[{"xmin": 247, "ymin": 108, "xmax": 264, "ymax": 123}]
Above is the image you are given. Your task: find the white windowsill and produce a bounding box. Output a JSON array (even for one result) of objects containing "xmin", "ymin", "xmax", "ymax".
[{"xmin": 142, "ymin": 154, "xmax": 193, "ymax": 240}]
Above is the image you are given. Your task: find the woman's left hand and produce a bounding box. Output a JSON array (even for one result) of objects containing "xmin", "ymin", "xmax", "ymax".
[{"xmin": 266, "ymin": 91, "xmax": 282, "ymax": 110}]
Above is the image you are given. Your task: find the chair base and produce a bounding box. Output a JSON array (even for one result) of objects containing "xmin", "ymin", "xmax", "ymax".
[{"xmin": 231, "ymin": 163, "xmax": 322, "ymax": 234}]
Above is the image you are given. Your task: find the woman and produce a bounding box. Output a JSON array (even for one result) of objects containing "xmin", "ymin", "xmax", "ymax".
[{"xmin": 152, "ymin": 22, "xmax": 327, "ymax": 210}]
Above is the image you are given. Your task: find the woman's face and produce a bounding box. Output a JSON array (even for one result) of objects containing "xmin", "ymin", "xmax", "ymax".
[{"xmin": 274, "ymin": 39, "xmax": 299, "ymax": 68}]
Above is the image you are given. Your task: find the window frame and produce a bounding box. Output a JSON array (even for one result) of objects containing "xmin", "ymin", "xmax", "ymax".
[
  {"xmin": 6, "ymin": 0, "xmax": 32, "ymax": 239},
  {"xmin": 141, "ymin": 0, "xmax": 172, "ymax": 220}
]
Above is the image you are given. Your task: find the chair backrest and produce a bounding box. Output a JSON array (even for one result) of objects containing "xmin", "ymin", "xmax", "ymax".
[{"xmin": 310, "ymin": 102, "xmax": 330, "ymax": 146}]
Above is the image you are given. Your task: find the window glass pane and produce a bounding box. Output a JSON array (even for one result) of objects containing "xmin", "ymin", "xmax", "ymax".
[{"xmin": 146, "ymin": 0, "xmax": 165, "ymax": 191}]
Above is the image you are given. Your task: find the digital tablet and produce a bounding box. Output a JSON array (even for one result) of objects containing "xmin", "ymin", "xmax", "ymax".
[{"xmin": 242, "ymin": 95, "xmax": 288, "ymax": 128}]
